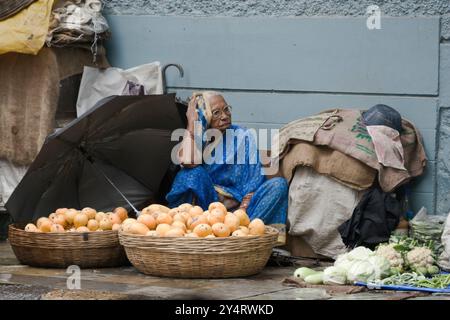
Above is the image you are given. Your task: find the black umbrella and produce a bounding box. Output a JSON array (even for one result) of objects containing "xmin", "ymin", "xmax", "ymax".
[{"xmin": 6, "ymin": 94, "xmax": 187, "ymax": 222}]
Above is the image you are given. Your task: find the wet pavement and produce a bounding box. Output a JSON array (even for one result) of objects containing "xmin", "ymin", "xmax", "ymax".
[{"xmin": 1, "ymin": 240, "xmax": 449, "ymax": 300}]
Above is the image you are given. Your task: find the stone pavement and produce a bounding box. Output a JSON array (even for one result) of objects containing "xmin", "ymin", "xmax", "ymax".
[{"xmin": 1, "ymin": 241, "xmax": 449, "ymax": 300}]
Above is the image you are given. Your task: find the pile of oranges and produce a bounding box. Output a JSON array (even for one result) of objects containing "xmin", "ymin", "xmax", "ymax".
[
  {"xmin": 122, "ymin": 202, "xmax": 266, "ymax": 238},
  {"xmin": 24, "ymin": 207, "xmax": 129, "ymax": 233}
]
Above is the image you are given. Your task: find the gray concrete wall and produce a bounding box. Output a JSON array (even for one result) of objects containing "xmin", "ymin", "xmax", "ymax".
[
  {"xmin": 102, "ymin": 0, "xmax": 449, "ymax": 38},
  {"xmin": 103, "ymin": 0, "xmax": 450, "ymax": 214}
]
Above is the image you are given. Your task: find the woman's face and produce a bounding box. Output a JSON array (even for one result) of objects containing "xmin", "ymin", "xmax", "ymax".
[{"xmin": 209, "ymin": 95, "xmax": 232, "ymax": 132}]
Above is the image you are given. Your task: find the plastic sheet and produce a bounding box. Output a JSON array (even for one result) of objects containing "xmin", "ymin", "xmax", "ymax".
[{"xmin": 0, "ymin": 0, "xmax": 54, "ymax": 55}]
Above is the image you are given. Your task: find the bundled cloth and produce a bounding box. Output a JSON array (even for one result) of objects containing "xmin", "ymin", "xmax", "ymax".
[
  {"xmin": 288, "ymin": 167, "xmax": 363, "ymax": 259},
  {"xmin": 0, "ymin": 0, "xmax": 54, "ymax": 55},
  {"xmin": 277, "ymin": 108, "xmax": 427, "ymax": 193},
  {"xmin": 338, "ymin": 184, "xmax": 404, "ymax": 249},
  {"xmin": 280, "ymin": 142, "xmax": 376, "ymax": 191},
  {"xmin": 46, "ymin": 0, "xmax": 110, "ymax": 53},
  {"xmin": 439, "ymin": 213, "xmax": 450, "ymax": 271},
  {"xmin": 0, "ymin": 159, "xmax": 27, "ymax": 206},
  {"xmin": 0, "ymin": 46, "xmax": 109, "ymax": 165}
]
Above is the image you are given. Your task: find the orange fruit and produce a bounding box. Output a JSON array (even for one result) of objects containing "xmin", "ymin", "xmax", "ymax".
[
  {"xmin": 231, "ymin": 230, "xmax": 248, "ymax": 237},
  {"xmin": 156, "ymin": 213, "xmax": 173, "ymax": 225},
  {"xmin": 185, "ymin": 232, "xmax": 199, "ymax": 238},
  {"xmin": 248, "ymin": 218, "xmax": 265, "ymax": 236},
  {"xmin": 113, "ymin": 207, "xmax": 128, "ymax": 221},
  {"xmin": 140, "ymin": 207, "xmax": 152, "ymax": 216},
  {"xmin": 76, "ymin": 226, "xmax": 90, "ymax": 233},
  {"xmin": 178, "ymin": 203, "xmax": 193, "ymax": 212},
  {"xmin": 108, "ymin": 213, "xmax": 122, "ymax": 226},
  {"xmin": 188, "ymin": 215, "xmax": 208, "ymax": 230},
  {"xmin": 81, "ymin": 207, "xmax": 97, "ymax": 220},
  {"xmin": 137, "ymin": 214, "xmax": 156, "ymax": 230},
  {"xmin": 224, "ymin": 213, "xmax": 240, "ymax": 232},
  {"xmin": 171, "ymin": 221, "xmax": 187, "ymax": 232},
  {"xmin": 207, "ymin": 208, "xmax": 226, "ymax": 225},
  {"xmin": 95, "ymin": 212, "xmax": 107, "ymax": 222},
  {"xmin": 64, "ymin": 209, "xmax": 79, "ymax": 225},
  {"xmin": 234, "ymin": 209, "xmax": 250, "ymax": 227},
  {"xmin": 53, "ymin": 214, "xmax": 67, "ymax": 228},
  {"xmin": 238, "ymin": 226, "xmax": 250, "ymax": 235},
  {"xmin": 164, "ymin": 228, "xmax": 185, "ymax": 237},
  {"xmin": 129, "ymin": 222, "xmax": 150, "ymax": 235},
  {"xmin": 208, "ymin": 202, "xmax": 227, "ymax": 214},
  {"xmin": 112, "ymin": 223, "xmax": 121, "ymax": 231},
  {"xmin": 173, "ymin": 213, "xmax": 187, "ymax": 224},
  {"xmin": 50, "ymin": 223, "xmax": 65, "ymax": 233},
  {"xmin": 73, "ymin": 213, "xmax": 89, "ymax": 228},
  {"xmin": 99, "ymin": 218, "xmax": 113, "ymax": 231},
  {"xmin": 36, "ymin": 217, "xmax": 50, "ymax": 229},
  {"xmin": 145, "ymin": 204, "xmax": 170, "ymax": 215},
  {"xmin": 87, "ymin": 219, "xmax": 99, "ymax": 231},
  {"xmin": 193, "ymin": 224, "xmax": 213, "ymax": 237},
  {"xmin": 122, "ymin": 218, "xmax": 137, "ymax": 225},
  {"xmin": 146, "ymin": 230, "xmax": 157, "ymax": 236},
  {"xmin": 155, "ymin": 223, "xmax": 171, "ymax": 236},
  {"xmin": 25, "ymin": 223, "xmax": 38, "ymax": 232},
  {"xmin": 189, "ymin": 206, "xmax": 204, "ymax": 217},
  {"xmin": 39, "ymin": 220, "xmax": 53, "ymax": 233},
  {"xmin": 168, "ymin": 207, "xmax": 184, "ymax": 217},
  {"xmin": 55, "ymin": 208, "xmax": 68, "ymax": 216},
  {"xmin": 211, "ymin": 223, "xmax": 231, "ymax": 237}
]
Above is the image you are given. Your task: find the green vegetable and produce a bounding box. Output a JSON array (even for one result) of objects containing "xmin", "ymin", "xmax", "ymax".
[
  {"xmin": 427, "ymin": 265, "xmax": 440, "ymax": 275},
  {"xmin": 323, "ymin": 266, "xmax": 347, "ymax": 285},
  {"xmin": 389, "ymin": 267, "xmax": 402, "ymax": 275},
  {"xmin": 380, "ymin": 272, "xmax": 450, "ymax": 289},
  {"xmin": 294, "ymin": 267, "xmax": 318, "ymax": 280},
  {"xmin": 389, "ymin": 235, "xmax": 443, "ymax": 258},
  {"xmin": 304, "ymin": 272, "xmax": 324, "ymax": 285}
]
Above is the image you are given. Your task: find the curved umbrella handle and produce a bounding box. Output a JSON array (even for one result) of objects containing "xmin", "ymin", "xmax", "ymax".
[{"xmin": 162, "ymin": 63, "xmax": 184, "ymax": 94}]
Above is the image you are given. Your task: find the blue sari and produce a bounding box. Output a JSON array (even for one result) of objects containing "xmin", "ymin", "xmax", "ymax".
[{"xmin": 166, "ymin": 124, "xmax": 288, "ymax": 225}]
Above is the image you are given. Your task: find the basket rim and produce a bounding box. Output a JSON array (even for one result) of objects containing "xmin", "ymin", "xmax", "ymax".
[
  {"xmin": 119, "ymin": 225, "xmax": 279, "ymax": 241},
  {"xmin": 9, "ymin": 223, "xmax": 118, "ymax": 236}
]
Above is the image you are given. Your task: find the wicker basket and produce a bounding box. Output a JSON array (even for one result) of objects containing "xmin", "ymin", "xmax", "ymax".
[
  {"xmin": 8, "ymin": 224, "xmax": 128, "ymax": 268},
  {"xmin": 119, "ymin": 226, "xmax": 279, "ymax": 278}
]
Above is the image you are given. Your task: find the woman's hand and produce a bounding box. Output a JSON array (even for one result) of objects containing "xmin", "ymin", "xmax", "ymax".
[
  {"xmin": 239, "ymin": 192, "xmax": 254, "ymax": 210},
  {"xmin": 186, "ymin": 96, "xmax": 198, "ymax": 132}
]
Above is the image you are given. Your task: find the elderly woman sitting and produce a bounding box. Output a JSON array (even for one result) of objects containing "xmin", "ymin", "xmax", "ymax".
[{"xmin": 166, "ymin": 91, "xmax": 288, "ymax": 227}]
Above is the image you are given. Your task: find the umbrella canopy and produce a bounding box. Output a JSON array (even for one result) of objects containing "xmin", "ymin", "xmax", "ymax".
[{"xmin": 6, "ymin": 94, "xmax": 187, "ymax": 222}]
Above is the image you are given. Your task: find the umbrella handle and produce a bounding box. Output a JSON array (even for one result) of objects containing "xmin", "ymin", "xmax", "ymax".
[{"xmin": 162, "ymin": 63, "xmax": 184, "ymax": 94}]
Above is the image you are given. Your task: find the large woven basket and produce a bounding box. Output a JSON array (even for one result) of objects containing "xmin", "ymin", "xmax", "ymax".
[
  {"xmin": 119, "ymin": 226, "xmax": 279, "ymax": 278},
  {"xmin": 8, "ymin": 224, "xmax": 128, "ymax": 268}
]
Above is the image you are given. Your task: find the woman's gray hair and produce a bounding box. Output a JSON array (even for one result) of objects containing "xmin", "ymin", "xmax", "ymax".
[{"xmin": 202, "ymin": 91, "xmax": 224, "ymax": 104}]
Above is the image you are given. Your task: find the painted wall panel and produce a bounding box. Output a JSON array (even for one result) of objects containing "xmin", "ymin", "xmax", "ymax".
[{"xmin": 105, "ymin": 16, "xmax": 440, "ymax": 95}]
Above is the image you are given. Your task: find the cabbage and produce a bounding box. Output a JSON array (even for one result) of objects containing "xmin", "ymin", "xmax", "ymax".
[
  {"xmin": 367, "ymin": 255, "xmax": 391, "ymax": 279},
  {"xmin": 347, "ymin": 260, "xmax": 377, "ymax": 283},
  {"xmin": 323, "ymin": 266, "xmax": 347, "ymax": 285},
  {"xmin": 346, "ymin": 256, "xmax": 391, "ymax": 283},
  {"xmin": 347, "ymin": 247, "xmax": 374, "ymax": 261},
  {"xmin": 334, "ymin": 254, "xmax": 353, "ymax": 270}
]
